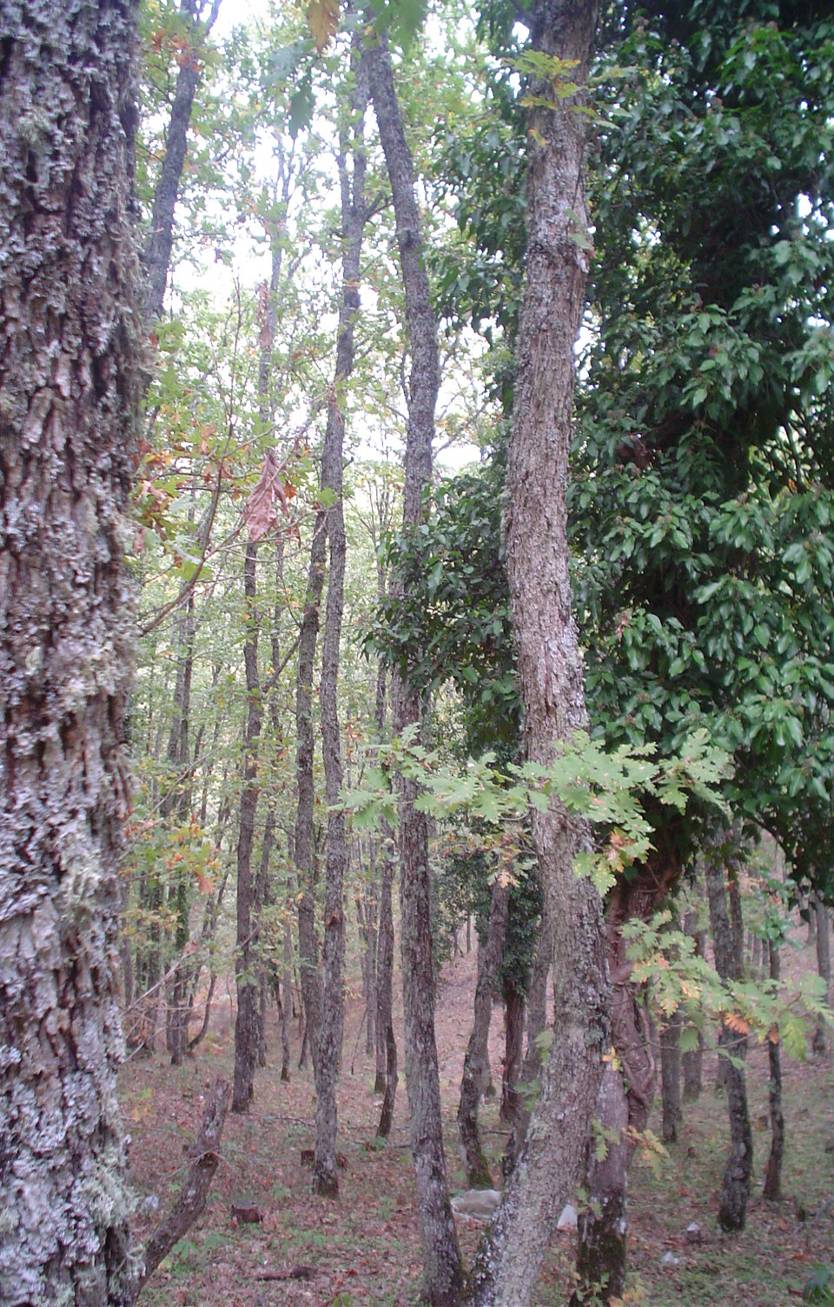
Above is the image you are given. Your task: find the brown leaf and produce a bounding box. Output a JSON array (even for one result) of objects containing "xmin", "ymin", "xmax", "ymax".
[
  {"xmin": 245, "ymin": 449, "xmax": 284, "ymax": 542},
  {"xmin": 307, "ymin": 0, "xmax": 339, "ymax": 51}
]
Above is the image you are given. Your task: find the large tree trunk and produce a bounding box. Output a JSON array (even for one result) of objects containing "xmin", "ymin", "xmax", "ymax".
[
  {"xmin": 0, "ymin": 3, "xmax": 141, "ymax": 1301},
  {"xmin": 813, "ymin": 895, "xmax": 831, "ymax": 1057},
  {"xmin": 143, "ymin": 0, "xmax": 222, "ymax": 318},
  {"xmin": 705, "ymin": 839, "xmax": 753, "ymax": 1231},
  {"xmin": 467, "ymin": 6, "xmax": 609, "ymax": 1305},
  {"xmin": 762, "ymin": 939, "xmax": 784, "ymax": 1201},
  {"xmin": 458, "ymin": 878, "xmax": 510, "ymax": 1188},
  {"xmin": 366, "ymin": 25, "xmax": 464, "ymax": 1305},
  {"xmin": 232, "ymin": 539, "xmax": 263, "ymax": 1113},
  {"xmin": 313, "ymin": 47, "xmax": 368, "ymax": 1198}
]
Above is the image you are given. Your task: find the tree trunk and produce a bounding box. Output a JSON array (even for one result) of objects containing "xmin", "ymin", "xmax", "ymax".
[
  {"xmin": 0, "ymin": 3, "xmax": 141, "ymax": 1301},
  {"xmin": 294, "ymin": 514, "xmax": 325, "ymax": 1066},
  {"xmin": 165, "ymin": 594, "xmax": 197, "ymax": 1066},
  {"xmin": 375, "ymin": 834, "xmax": 397, "ymax": 1124},
  {"xmin": 705, "ymin": 838, "xmax": 753, "ymax": 1231},
  {"xmin": 503, "ymin": 889, "xmax": 552, "ymax": 1176},
  {"xmin": 762, "ymin": 939, "xmax": 784, "ymax": 1201},
  {"xmin": 501, "ymin": 975, "xmax": 525, "ymax": 1126},
  {"xmin": 281, "ymin": 899, "xmax": 294, "ymax": 1081},
  {"xmin": 143, "ymin": 0, "xmax": 222, "ymax": 318},
  {"xmin": 366, "ymin": 24, "xmax": 464, "ymax": 1304},
  {"xmin": 313, "ymin": 49, "xmax": 368, "ymax": 1198},
  {"xmin": 232, "ymin": 539, "xmax": 263, "ymax": 1113},
  {"xmin": 682, "ymin": 911, "xmax": 705, "ymax": 1102},
  {"xmin": 458, "ymin": 879, "xmax": 510, "ymax": 1188},
  {"xmin": 373, "ymin": 626, "xmax": 397, "ymax": 1105},
  {"xmin": 660, "ymin": 1007, "xmax": 682, "ymax": 1145},
  {"xmin": 813, "ymin": 895, "xmax": 830, "ymax": 1057},
  {"xmin": 573, "ymin": 850, "xmax": 681, "ymax": 1306},
  {"xmin": 468, "ymin": 7, "xmax": 609, "ymax": 1305}
]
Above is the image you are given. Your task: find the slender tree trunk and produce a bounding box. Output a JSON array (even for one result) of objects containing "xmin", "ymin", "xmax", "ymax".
[
  {"xmin": 573, "ymin": 850, "xmax": 680, "ymax": 1306},
  {"xmin": 660, "ymin": 1007, "xmax": 682, "ymax": 1144},
  {"xmin": 281, "ymin": 900, "xmax": 294, "ymax": 1081},
  {"xmin": 503, "ymin": 890, "xmax": 552, "ymax": 1176},
  {"xmin": 458, "ymin": 879, "xmax": 510, "ymax": 1188},
  {"xmin": 682, "ymin": 910, "xmax": 705, "ymax": 1102},
  {"xmin": 313, "ymin": 50, "xmax": 368, "ymax": 1197},
  {"xmin": 166, "ymin": 594, "xmax": 197, "ymax": 1065},
  {"xmin": 763, "ymin": 939, "xmax": 784, "ymax": 1201},
  {"xmin": 468, "ymin": 8, "xmax": 610, "ymax": 1305},
  {"xmin": 501, "ymin": 974, "xmax": 525, "ymax": 1126},
  {"xmin": 232, "ymin": 540, "xmax": 263, "ymax": 1113},
  {"xmin": 0, "ymin": 3, "xmax": 141, "ymax": 1300},
  {"xmin": 375, "ymin": 835, "xmax": 397, "ymax": 1126},
  {"xmin": 705, "ymin": 838, "xmax": 753, "ymax": 1231},
  {"xmin": 363, "ymin": 878, "xmax": 379, "ymax": 1057},
  {"xmin": 813, "ymin": 895, "xmax": 831, "ymax": 1057},
  {"xmin": 143, "ymin": 0, "xmax": 222, "ymax": 318},
  {"xmin": 294, "ymin": 512, "xmax": 325, "ymax": 1066},
  {"xmin": 373, "ymin": 639, "xmax": 397, "ymax": 1106},
  {"xmin": 366, "ymin": 24, "xmax": 464, "ymax": 1303}
]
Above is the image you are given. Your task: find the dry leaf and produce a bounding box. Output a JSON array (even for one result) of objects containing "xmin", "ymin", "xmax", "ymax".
[
  {"xmin": 307, "ymin": 0, "xmax": 339, "ymax": 51},
  {"xmin": 245, "ymin": 449, "xmax": 294, "ymax": 542}
]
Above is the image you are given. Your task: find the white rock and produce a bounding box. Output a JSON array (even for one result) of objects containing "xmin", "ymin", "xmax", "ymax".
[
  {"xmin": 661, "ymin": 1252, "xmax": 681, "ymax": 1266},
  {"xmin": 557, "ymin": 1203, "xmax": 578, "ymax": 1231},
  {"xmin": 451, "ymin": 1189, "xmax": 501, "ymax": 1219}
]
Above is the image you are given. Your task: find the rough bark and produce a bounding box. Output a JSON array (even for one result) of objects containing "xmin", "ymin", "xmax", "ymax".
[
  {"xmin": 366, "ymin": 23, "xmax": 464, "ymax": 1304},
  {"xmin": 231, "ymin": 539, "xmax": 263, "ymax": 1113},
  {"xmin": 467, "ymin": 9, "xmax": 609, "ymax": 1305},
  {"xmin": 762, "ymin": 939, "xmax": 784, "ymax": 1202},
  {"xmin": 313, "ymin": 49, "xmax": 368, "ymax": 1198},
  {"xmin": 0, "ymin": 3, "xmax": 142, "ymax": 1302},
  {"xmin": 458, "ymin": 879, "xmax": 510, "ymax": 1188},
  {"xmin": 813, "ymin": 895, "xmax": 831, "ymax": 1057},
  {"xmin": 143, "ymin": 0, "xmax": 222, "ymax": 319},
  {"xmin": 133, "ymin": 1076, "xmax": 231, "ymax": 1298},
  {"xmin": 660, "ymin": 1007, "xmax": 682, "ymax": 1145},
  {"xmin": 705, "ymin": 840, "xmax": 753, "ymax": 1232}
]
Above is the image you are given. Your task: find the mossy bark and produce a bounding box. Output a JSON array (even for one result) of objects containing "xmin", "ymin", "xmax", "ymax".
[{"xmin": 0, "ymin": 3, "xmax": 142, "ymax": 1301}]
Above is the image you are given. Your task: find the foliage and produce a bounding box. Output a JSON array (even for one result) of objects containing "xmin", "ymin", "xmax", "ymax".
[
  {"xmin": 342, "ymin": 727, "xmax": 729, "ymax": 896},
  {"xmin": 624, "ymin": 906, "xmax": 833, "ymax": 1064}
]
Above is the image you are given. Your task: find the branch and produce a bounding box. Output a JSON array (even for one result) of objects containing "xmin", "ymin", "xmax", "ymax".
[{"xmin": 133, "ymin": 1076, "xmax": 231, "ymax": 1298}]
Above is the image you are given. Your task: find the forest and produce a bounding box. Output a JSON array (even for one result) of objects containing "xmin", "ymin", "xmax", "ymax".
[{"xmin": 1, "ymin": 0, "xmax": 833, "ymax": 1304}]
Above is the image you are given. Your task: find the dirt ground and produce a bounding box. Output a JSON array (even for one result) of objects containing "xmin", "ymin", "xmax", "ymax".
[{"xmin": 126, "ymin": 930, "xmax": 834, "ymax": 1306}]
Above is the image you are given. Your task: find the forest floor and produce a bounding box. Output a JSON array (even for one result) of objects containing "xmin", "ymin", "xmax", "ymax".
[{"xmin": 126, "ymin": 928, "xmax": 834, "ymax": 1307}]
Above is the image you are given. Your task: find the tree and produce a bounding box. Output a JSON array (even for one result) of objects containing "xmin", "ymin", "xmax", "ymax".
[
  {"xmin": 143, "ymin": 0, "xmax": 223, "ymax": 320},
  {"xmin": 365, "ymin": 15, "xmax": 466, "ymax": 1304},
  {"xmin": 0, "ymin": 2, "xmax": 142, "ymax": 1300},
  {"xmin": 468, "ymin": 5, "xmax": 611, "ymax": 1305},
  {"xmin": 313, "ymin": 37, "xmax": 370, "ymax": 1197}
]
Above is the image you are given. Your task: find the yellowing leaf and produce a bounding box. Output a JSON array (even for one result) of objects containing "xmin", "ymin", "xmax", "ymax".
[{"xmin": 307, "ymin": 0, "xmax": 339, "ymax": 50}]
